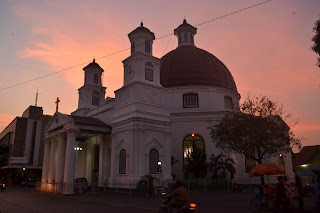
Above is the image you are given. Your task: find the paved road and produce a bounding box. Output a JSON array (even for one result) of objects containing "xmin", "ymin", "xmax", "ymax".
[{"xmin": 0, "ymin": 186, "xmax": 318, "ymax": 213}]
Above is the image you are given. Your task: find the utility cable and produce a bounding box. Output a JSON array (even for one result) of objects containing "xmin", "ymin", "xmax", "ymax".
[{"xmin": 0, "ymin": 0, "xmax": 272, "ymax": 92}]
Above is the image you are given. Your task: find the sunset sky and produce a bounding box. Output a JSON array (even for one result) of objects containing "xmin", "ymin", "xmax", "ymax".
[{"xmin": 0, "ymin": 0, "xmax": 319, "ymax": 149}]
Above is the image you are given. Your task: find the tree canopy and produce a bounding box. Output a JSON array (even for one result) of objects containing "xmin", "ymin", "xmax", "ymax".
[
  {"xmin": 209, "ymin": 96, "xmax": 301, "ymax": 166},
  {"xmin": 312, "ymin": 15, "xmax": 320, "ymax": 67}
]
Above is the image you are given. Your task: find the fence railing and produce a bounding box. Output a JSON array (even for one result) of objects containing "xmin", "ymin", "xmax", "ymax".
[{"xmin": 95, "ymin": 178, "xmax": 232, "ymax": 197}]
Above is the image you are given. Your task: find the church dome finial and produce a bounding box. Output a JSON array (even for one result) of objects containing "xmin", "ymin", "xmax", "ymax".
[
  {"xmin": 140, "ymin": 22, "xmax": 143, "ymax": 27},
  {"xmin": 93, "ymin": 58, "xmax": 95, "ymax": 63},
  {"xmin": 183, "ymin": 19, "xmax": 187, "ymax": 24}
]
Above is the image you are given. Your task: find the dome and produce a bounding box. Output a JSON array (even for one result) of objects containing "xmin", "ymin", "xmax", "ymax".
[
  {"xmin": 160, "ymin": 45, "xmax": 238, "ymax": 93},
  {"xmin": 83, "ymin": 59, "xmax": 104, "ymax": 72}
]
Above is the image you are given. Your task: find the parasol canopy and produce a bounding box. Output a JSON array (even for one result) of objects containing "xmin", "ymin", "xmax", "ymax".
[{"xmin": 248, "ymin": 163, "xmax": 285, "ymax": 177}]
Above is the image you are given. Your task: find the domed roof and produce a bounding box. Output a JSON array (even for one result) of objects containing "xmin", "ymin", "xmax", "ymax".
[
  {"xmin": 160, "ymin": 45, "xmax": 238, "ymax": 93},
  {"xmin": 128, "ymin": 22, "xmax": 155, "ymax": 40},
  {"xmin": 83, "ymin": 59, "xmax": 104, "ymax": 72}
]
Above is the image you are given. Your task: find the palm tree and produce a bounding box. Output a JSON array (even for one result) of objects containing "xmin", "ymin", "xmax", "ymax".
[
  {"xmin": 219, "ymin": 156, "xmax": 236, "ymax": 182},
  {"xmin": 171, "ymin": 156, "xmax": 179, "ymax": 180},
  {"xmin": 208, "ymin": 153, "xmax": 225, "ymax": 179}
]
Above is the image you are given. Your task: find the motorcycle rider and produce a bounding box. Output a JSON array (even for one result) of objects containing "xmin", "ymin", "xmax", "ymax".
[{"xmin": 163, "ymin": 180, "xmax": 189, "ymax": 212}]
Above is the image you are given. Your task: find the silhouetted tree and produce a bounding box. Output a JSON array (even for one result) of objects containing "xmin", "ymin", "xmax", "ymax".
[
  {"xmin": 312, "ymin": 15, "xmax": 320, "ymax": 67},
  {"xmin": 209, "ymin": 95, "xmax": 301, "ymax": 184},
  {"xmin": 171, "ymin": 156, "xmax": 179, "ymax": 180}
]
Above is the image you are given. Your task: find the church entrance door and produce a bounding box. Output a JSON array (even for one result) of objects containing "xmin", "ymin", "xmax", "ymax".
[{"xmin": 91, "ymin": 145, "xmax": 100, "ymax": 188}]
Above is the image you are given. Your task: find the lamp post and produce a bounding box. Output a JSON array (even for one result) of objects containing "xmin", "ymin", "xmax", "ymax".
[{"xmin": 158, "ymin": 161, "xmax": 162, "ymax": 187}]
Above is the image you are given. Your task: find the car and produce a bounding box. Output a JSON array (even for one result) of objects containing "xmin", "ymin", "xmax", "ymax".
[
  {"xmin": 21, "ymin": 177, "xmax": 41, "ymax": 187},
  {"xmin": 74, "ymin": 178, "xmax": 88, "ymax": 193}
]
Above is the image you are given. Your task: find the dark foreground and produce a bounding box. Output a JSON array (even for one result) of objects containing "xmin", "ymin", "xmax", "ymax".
[{"xmin": 0, "ymin": 186, "xmax": 318, "ymax": 213}]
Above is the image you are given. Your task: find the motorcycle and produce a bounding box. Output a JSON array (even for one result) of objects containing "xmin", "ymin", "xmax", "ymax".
[
  {"xmin": 0, "ymin": 182, "xmax": 6, "ymax": 192},
  {"xmin": 159, "ymin": 194, "xmax": 196, "ymax": 213}
]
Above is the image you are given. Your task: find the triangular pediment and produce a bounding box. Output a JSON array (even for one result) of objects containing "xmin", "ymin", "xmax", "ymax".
[{"xmin": 45, "ymin": 112, "xmax": 75, "ymax": 133}]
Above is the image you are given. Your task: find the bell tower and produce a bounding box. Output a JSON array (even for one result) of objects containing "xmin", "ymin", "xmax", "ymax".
[
  {"xmin": 123, "ymin": 22, "xmax": 160, "ymax": 86},
  {"xmin": 174, "ymin": 19, "xmax": 197, "ymax": 47},
  {"xmin": 73, "ymin": 59, "xmax": 106, "ymax": 116}
]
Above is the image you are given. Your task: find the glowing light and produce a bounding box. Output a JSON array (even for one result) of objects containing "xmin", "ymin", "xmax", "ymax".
[
  {"xmin": 191, "ymin": 133, "xmax": 195, "ymax": 137},
  {"xmin": 80, "ymin": 147, "xmax": 83, "ymax": 151},
  {"xmin": 190, "ymin": 203, "xmax": 196, "ymax": 208},
  {"xmin": 22, "ymin": 167, "xmax": 26, "ymax": 171},
  {"xmin": 158, "ymin": 161, "xmax": 162, "ymax": 166},
  {"xmin": 301, "ymin": 164, "xmax": 308, "ymax": 167},
  {"xmin": 279, "ymin": 154, "xmax": 282, "ymax": 157}
]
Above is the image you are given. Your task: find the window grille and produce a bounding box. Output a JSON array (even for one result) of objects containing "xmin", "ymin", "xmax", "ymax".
[{"xmin": 183, "ymin": 93, "xmax": 199, "ymax": 108}]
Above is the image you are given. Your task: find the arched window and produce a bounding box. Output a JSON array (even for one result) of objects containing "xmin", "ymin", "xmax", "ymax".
[
  {"xmin": 184, "ymin": 32, "xmax": 188, "ymax": 42},
  {"xmin": 179, "ymin": 33, "xmax": 182, "ymax": 43},
  {"xmin": 224, "ymin": 96, "xmax": 233, "ymax": 110},
  {"xmin": 92, "ymin": 90, "xmax": 100, "ymax": 106},
  {"xmin": 145, "ymin": 62, "xmax": 153, "ymax": 82},
  {"xmin": 94, "ymin": 73, "xmax": 98, "ymax": 84},
  {"xmin": 119, "ymin": 149, "xmax": 126, "ymax": 174},
  {"xmin": 145, "ymin": 40, "xmax": 151, "ymax": 53},
  {"xmin": 149, "ymin": 149, "xmax": 159, "ymax": 174},
  {"xmin": 183, "ymin": 134, "xmax": 205, "ymax": 169},
  {"xmin": 131, "ymin": 42, "xmax": 135, "ymax": 54},
  {"xmin": 183, "ymin": 93, "xmax": 198, "ymax": 108}
]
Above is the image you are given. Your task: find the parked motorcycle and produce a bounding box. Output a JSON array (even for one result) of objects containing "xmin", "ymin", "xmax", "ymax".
[{"xmin": 159, "ymin": 194, "xmax": 196, "ymax": 213}]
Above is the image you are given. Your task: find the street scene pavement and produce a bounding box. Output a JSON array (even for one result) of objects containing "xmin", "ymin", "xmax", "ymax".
[{"xmin": 0, "ymin": 186, "xmax": 318, "ymax": 213}]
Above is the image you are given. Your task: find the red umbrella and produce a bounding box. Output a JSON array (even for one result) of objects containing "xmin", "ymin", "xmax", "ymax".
[{"xmin": 248, "ymin": 163, "xmax": 285, "ymax": 177}]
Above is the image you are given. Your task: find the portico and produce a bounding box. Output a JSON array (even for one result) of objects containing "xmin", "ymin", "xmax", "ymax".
[{"xmin": 41, "ymin": 112, "xmax": 111, "ymax": 194}]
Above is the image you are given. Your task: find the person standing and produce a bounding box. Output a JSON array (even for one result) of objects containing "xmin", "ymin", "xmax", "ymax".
[
  {"xmin": 274, "ymin": 176, "xmax": 289, "ymax": 213},
  {"xmin": 295, "ymin": 175, "xmax": 304, "ymax": 209}
]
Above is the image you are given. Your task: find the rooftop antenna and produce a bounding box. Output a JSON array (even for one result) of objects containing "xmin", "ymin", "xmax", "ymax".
[{"xmin": 35, "ymin": 88, "xmax": 38, "ymax": 106}]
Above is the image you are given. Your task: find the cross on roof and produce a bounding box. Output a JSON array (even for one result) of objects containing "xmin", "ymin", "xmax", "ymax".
[{"xmin": 55, "ymin": 97, "xmax": 60, "ymax": 112}]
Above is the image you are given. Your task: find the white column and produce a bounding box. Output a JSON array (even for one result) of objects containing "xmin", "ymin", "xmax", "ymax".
[
  {"xmin": 55, "ymin": 134, "xmax": 66, "ymax": 193},
  {"xmin": 63, "ymin": 131, "xmax": 76, "ymax": 195},
  {"xmin": 47, "ymin": 138, "xmax": 57, "ymax": 191},
  {"xmin": 41, "ymin": 139, "xmax": 51, "ymax": 191},
  {"xmin": 98, "ymin": 138, "xmax": 104, "ymax": 187}
]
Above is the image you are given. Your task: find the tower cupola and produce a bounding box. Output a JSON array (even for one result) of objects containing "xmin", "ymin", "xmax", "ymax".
[
  {"xmin": 174, "ymin": 19, "xmax": 197, "ymax": 47},
  {"xmin": 128, "ymin": 22, "xmax": 155, "ymax": 56}
]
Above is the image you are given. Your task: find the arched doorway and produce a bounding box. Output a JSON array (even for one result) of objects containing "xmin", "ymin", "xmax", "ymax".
[
  {"xmin": 91, "ymin": 144, "xmax": 99, "ymax": 187},
  {"xmin": 182, "ymin": 133, "xmax": 206, "ymax": 176}
]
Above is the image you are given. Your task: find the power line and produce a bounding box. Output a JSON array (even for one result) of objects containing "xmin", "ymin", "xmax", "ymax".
[{"xmin": 0, "ymin": 0, "xmax": 272, "ymax": 92}]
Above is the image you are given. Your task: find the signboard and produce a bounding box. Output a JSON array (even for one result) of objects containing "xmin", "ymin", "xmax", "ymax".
[{"xmin": 9, "ymin": 157, "xmax": 28, "ymax": 164}]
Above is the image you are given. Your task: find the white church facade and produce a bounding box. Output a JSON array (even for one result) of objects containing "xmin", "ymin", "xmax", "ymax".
[{"xmin": 40, "ymin": 20, "xmax": 294, "ymax": 194}]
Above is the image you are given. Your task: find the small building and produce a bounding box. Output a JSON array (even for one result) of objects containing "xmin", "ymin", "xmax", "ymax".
[
  {"xmin": 0, "ymin": 106, "xmax": 51, "ymax": 184},
  {"xmin": 293, "ymin": 145, "xmax": 320, "ymax": 185}
]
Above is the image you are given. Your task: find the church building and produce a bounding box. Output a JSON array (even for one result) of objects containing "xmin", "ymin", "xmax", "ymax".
[{"xmin": 41, "ymin": 20, "xmax": 294, "ymax": 194}]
